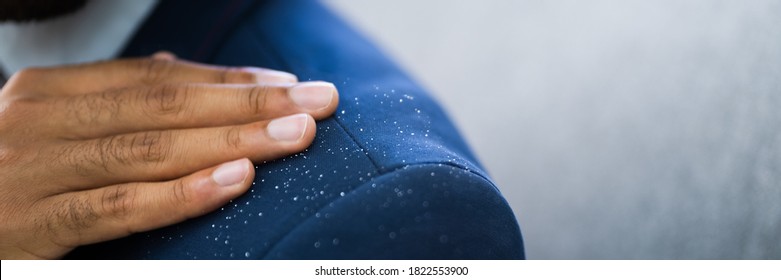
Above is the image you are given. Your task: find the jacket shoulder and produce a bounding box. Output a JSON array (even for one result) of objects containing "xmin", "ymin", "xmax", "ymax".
[{"xmin": 265, "ymin": 163, "xmax": 525, "ymax": 259}]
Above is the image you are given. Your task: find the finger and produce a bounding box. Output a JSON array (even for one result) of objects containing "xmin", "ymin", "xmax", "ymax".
[
  {"xmin": 14, "ymin": 57, "xmax": 297, "ymax": 96},
  {"xmin": 39, "ymin": 158, "xmax": 254, "ymax": 249},
  {"xmin": 47, "ymin": 114, "xmax": 315, "ymax": 189},
  {"xmin": 45, "ymin": 81, "xmax": 338, "ymax": 139}
]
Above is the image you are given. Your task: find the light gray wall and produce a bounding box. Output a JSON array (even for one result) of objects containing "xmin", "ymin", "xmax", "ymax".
[{"xmin": 323, "ymin": 0, "xmax": 781, "ymax": 259}]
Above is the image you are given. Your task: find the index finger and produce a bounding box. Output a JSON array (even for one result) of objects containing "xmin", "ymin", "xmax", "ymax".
[{"xmin": 13, "ymin": 57, "xmax": 297, "ymax": 96}]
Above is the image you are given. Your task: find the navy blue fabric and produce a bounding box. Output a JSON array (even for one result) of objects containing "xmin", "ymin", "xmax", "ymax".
[{"xmin": 66, "ymin": 0, "xmax": 524, "ymax": 259}]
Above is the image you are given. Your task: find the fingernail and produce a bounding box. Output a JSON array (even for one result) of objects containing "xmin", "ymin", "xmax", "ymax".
[
  {"xmin": 267, "ymin": 114, "xmax": 308, "ymax": 141},
  {"xmin": 151, "ymin": 51, "xmax": 176, "ymax": 61},
  {"xmin": 212, "ymin": 159, "xmax": 249, "ymax": 187},
  {"xmin": 244, "ymin": 67, "xmax": 298, "ymax": 83},
  {"xmin": 289, "ymin": 81, "xmax": 336, "ymax": 111}
]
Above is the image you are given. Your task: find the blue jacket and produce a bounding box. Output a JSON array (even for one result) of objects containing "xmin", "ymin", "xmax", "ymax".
[{"xmin": 67, "ymin": 0, "xmax": 524, "ymax": 259}]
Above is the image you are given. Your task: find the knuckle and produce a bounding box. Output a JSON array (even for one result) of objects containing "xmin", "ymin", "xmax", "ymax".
[
  {"xmin": 143, "ymin": 84, "xmax": 188, "ymax": 116},
  {"xmin": 100, "ymin": 185, "xmax": 136, "ymax": 220},
  {"xmin": 136, "ymin": 58, "xmax": 175, "ymax": 84},
  {"xmin": 67, "ymin": 95, "xmax": 98, "ymax": 126},
  {"xmin": 95, "ymin": 135, "xmax": 128, "ymax": 171},
  {"xmin": 65, "ymin": 90, "xmax": 124, "ymax": 127},
  {"xmin": 41, "ymin": 196, "xmax": 98, "ymax": 247},
  {"xmin": 130, "ymin": 131, "xmax": 172, "ymax": 164},
  {"xmin": 245, "ymin": 86, "xmax": 269, "ymax": 115},
  {"xmin": 224, "ymin": 68, "xmax": 257, "ymax": 83},
  {"xmin": 96, "ymin": 90, "xmax": 124, "ymax": 120},
  {"xmin": 76, "ymin": 131, "xmax": 174, "ymax": 174},
  {"xmin": 223, "ymin": 126, "xmax": 244, "ymax": 149},
  {"xmin": 170, "ymin": 179, "xmax": 192, "ymax": 206},
  {"xmin": 216, "ymin": 67, "xmax": 231, "ymax": 83},
  {"xmin": 48, "ymin": 196, "xmax": 98, "ymax": 233}
]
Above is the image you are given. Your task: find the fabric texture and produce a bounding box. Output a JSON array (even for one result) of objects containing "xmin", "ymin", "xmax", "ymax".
[{"xmin": 66, "ymin": 0, "xmax": 524, "ymax": 259}]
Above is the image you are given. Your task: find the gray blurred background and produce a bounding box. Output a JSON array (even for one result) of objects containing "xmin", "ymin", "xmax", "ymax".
[{"xmin": 324, "ymin": 0, "xmax": 781, "ymax": 259}]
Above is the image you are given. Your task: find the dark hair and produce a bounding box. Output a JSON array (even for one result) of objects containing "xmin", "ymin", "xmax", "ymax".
[{"xmin": 0, "ymin": 0, "xmax": 88, "ymax": 22}]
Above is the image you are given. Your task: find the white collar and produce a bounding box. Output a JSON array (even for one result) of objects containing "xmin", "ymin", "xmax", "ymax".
[{"xmin": 0, "ymin": 0, "xmax": 158, "ymax": 76}]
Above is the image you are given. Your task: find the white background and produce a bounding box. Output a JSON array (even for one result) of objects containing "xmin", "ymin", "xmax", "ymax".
[
  {"xmin": 324, "ymin": 0, "xmax": 781, "ymax": 259},
  {"xmin": 3, "ymin": 260, "xmax": 780, "ymax": 280}
]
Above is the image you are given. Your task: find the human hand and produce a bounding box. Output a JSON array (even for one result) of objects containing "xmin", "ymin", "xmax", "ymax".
[{"xmin": 0, "ymin": 54, "xmax": 339, "ymax": 259}]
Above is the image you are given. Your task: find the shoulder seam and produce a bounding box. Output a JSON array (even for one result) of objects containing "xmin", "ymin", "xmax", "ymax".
[{"xmin": 332, "ymin": 117, "xmax": 383, "ymax": 172}]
